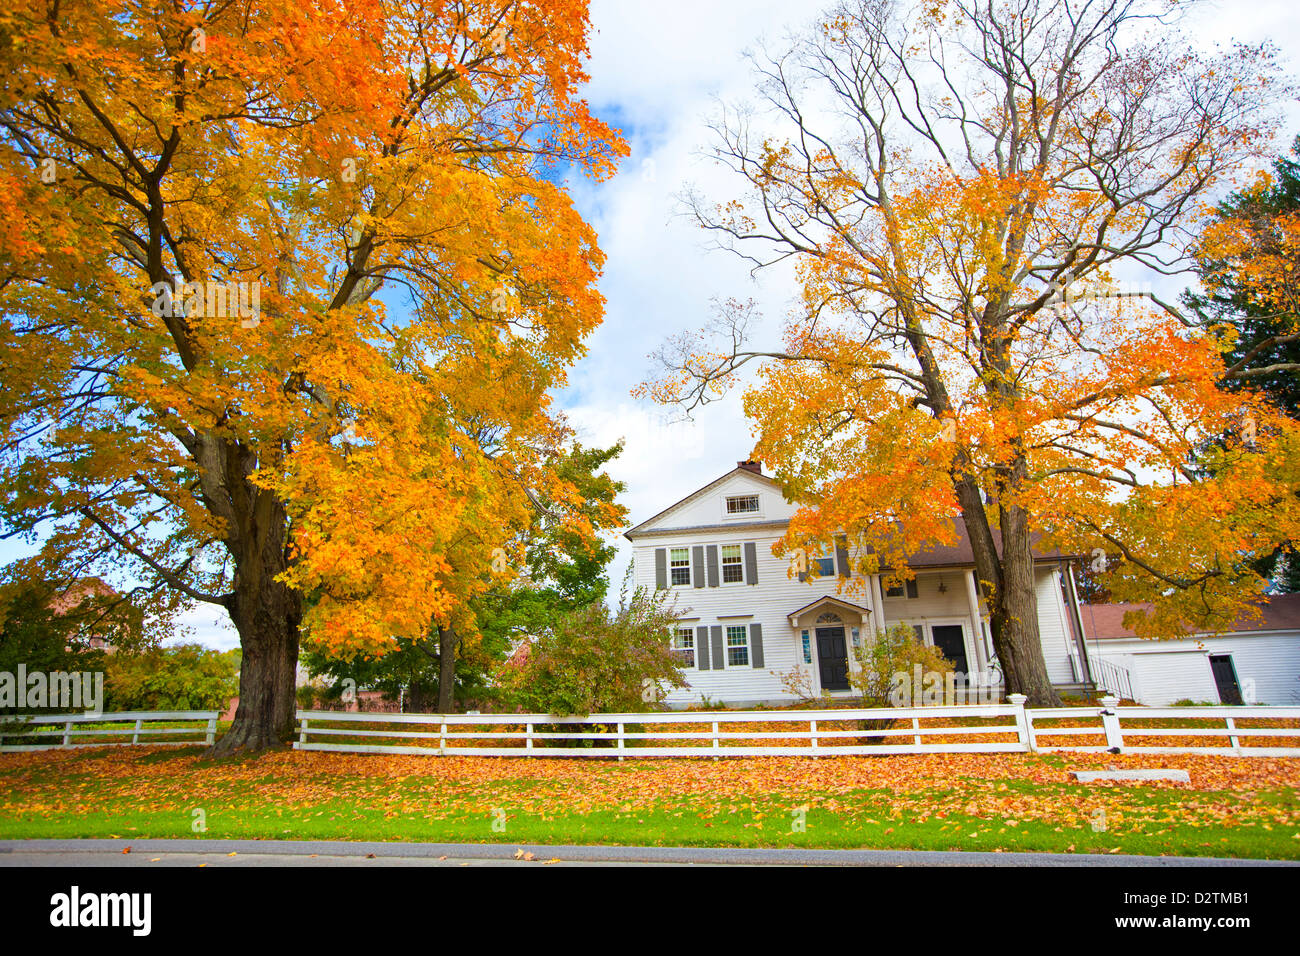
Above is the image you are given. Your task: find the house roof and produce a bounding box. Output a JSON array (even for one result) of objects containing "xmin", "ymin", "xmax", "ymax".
[
  {"xmin": 624, "ymin": 464, "xmax": 782, "ymax": 540},
  {"xmin": 882, "ymin": 521, "xmax": 1074, "ymax": 569},
  {"xmin": 1080, "ymin": 593, "xmax": 1300, "ymax": 641},
  {"xmin": 786, "ymin": 594, "xmax": 872, "ymax": 626}
]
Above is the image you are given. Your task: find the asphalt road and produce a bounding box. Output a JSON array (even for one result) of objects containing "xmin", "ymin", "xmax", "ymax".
[{"xmin": 1, "ymin": 839, "xmax": 1293, "ymax": 867}]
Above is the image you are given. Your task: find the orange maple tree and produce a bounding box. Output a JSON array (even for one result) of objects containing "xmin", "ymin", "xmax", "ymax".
[
  {"xmin": 0, "ymin": 0, "xmax": 626, "ymax": 750},
  {"xmin": 643, "ymin": 0, "xmax": 1300, "ymax": 704}
]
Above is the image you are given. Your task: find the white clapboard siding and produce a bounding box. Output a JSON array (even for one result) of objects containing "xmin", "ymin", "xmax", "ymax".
[{"xmin": 1096, "ymin": 632, "xmax": 1300, "ymax": 706}]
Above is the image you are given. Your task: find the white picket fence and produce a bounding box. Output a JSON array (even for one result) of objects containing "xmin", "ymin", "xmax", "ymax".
[
  {"xmin": 0, "ymin": 710, "xmax": 219, "ymax": 752},
  {"xmin": 293, "ymin": 696, "xmax": 1300, "ymax": 759}
]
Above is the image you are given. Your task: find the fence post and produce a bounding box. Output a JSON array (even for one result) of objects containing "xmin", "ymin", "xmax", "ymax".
[
  {"xmin": 617, "ymin": 721, "xmax": 625, "ymax": 761},
  {"xmin": 297, "ymin": 717, "xmax": 308, "ymax": 747},
  {"xmin": 205, "ymin": 716, "xmax": 216, "ymax": 746},
  {"xmin": 133, "ymin": 719, "xmax": 143, "ymax": 746},
  {"xmin": 438, "ymin": 716, "xmax": 447, "ymax": 756},
  {"xmin": 526, "ymin": 722, "xmax": 534, "ymax": 754},
  {"xmin": 912, "ymin": 716, "xmax": 921, "ymax": 747},
  {"xmin": 711, "ymin": 720, "xmax": 719, "ymax": 759},
  {"xmin": 1099, "ymin": 695, "xmax": 1123, "ymax": 753},
  {"xmin": 1225, "ymin": 716, "xmax": 1240, "ymax": 755},
  {"xmin": 810, "ymin": 718, "xmax": 819, "ymax": 755},
  {"xmin": 62, "ymin": 720, "xmax": 73, "ymax": 748},
  {"xmin": 1008, "ymin": 694, "xmax": 1031, "ymax": 752}
]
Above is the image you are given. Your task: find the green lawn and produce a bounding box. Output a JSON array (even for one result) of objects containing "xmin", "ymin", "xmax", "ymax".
[{"xmin": 1, "ymin": 746, "xmax": 1297, "ymax": 859}]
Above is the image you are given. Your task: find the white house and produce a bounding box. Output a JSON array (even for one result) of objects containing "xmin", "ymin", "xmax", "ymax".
[
  {"xmin": 1080, "ymin": 595, "xmax": 1300, "ymax": 706},
  {"xmin": 628, "ymin": 461, "xmax": 1093, "ymax": 706}
]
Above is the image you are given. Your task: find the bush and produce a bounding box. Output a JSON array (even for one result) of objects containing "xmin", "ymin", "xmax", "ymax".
[
  {"xmin": 851, "ymin": 623, "xmax": 956, "ymax": 707},
  {"xmin": 104, "ymin": 644, "xmax": 239, "ymax": 712},
  {"xmin": 496, "ymin": 583, "xmax": 687, "ymax": 735},
  {"xmin": 851, "ymin": 623, "xmax": 956, "ymax": 737}
]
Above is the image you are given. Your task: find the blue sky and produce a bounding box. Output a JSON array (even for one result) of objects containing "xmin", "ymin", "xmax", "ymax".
[{"xmin": 12, "ymin": 0, "xmax": 1299, "ymax": 651}]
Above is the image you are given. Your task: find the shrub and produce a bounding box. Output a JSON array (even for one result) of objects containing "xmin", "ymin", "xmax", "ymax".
[
  {"xmin": 851, "ymin": 623, "xmax": 956, "ymax": 737},
  {"xmin": 851, "ymin": 623, "xmax": 956, "ymax": 707},
  {"xmin": 104, "ymin": 644, "xmax": 239, "ymax": 712},
  {"xmin": 496, "ymin": 583, "xmax": 687, "ymax": 744}
]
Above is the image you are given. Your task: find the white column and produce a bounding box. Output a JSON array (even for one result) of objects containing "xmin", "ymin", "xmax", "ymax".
[
  {"xmin": 964, "ymin": 569, "xmax": 987, "ymax": 673},
  {"xmin": 869, "ymin": 573, "xmax": 887, "ymax": 635}
]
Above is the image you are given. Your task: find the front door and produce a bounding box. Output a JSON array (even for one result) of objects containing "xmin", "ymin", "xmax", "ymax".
[
  {"xmin": 1209, "ymin": 655, "xmax": 1243, "ymax": 705},
  {"xmin": 816, "ymin": 627, "xmax": 849, "ymax": 691},
  {"xmin": 930, "ymin": 624, "xmax": 969, "ymax": 678}
]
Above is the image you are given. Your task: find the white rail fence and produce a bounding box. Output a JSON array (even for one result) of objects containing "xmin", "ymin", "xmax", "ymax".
[
  {"xmin": 294, "ymin": 696, "xmax": 1300, "ymax": 759},
  {"xmin": 2, "ymin": 699, "xmax": 1296, "ymax": 758},
  {"xmin": 0, "ymin": 711, "xmax": 219, "ymax": 752}
]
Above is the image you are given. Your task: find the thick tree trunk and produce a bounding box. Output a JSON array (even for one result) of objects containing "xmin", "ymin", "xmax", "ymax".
[
  {"xmin": 208, "ymin": 470, "xmax": 303, "ymax": 756},
  {"xmin": 214, "ymin": 589, "xmax": 300, "ymax": 754},
  {"xmin": 954, "ymin": 477, "xmax": 1062, "ymax": 707},
  {"xmin": 436, "ymin": 625, "xmax": 456, "ymax": 713}
]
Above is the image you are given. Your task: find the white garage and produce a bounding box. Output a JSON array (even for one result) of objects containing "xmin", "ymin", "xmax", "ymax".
[{"xmin": 1080, "ymin": 595, "xmax": 1300, "ymax": 706}]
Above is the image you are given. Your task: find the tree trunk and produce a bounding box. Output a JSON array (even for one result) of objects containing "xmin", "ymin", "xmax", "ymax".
[
  {"xmin": 954, "ymin": 477, "xmax": 1062, "ymax": 707},
  {"xmin": 992, "ymin": 500, "xmax": 1060, "ymax": 706},
  {"xmin": 436, "ymin": 624, "xmax": 456, "ymax": 713},
  {"xmin": 208, "ymin": 474, "xmax": 303, "ymax": 755}
]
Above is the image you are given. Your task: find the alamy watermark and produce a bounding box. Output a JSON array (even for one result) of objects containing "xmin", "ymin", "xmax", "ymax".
[
  {"xmin": 0, "ymin": 664, "xmax": 104, "ymax": 714},
  {"xmin": 50, "ymin": 886, "xmax": 151, "ymax": 936},
  {"xmin": 889, "ymin": 665, "xmax": 1000, "ymax": 706},
  {"xmin": 150, "ymin": 277, "xmax": 262, "ymax": 328}
]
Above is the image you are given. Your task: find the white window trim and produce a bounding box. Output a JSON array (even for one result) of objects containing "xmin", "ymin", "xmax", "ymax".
[
  {"xmin": 672, "ymin": 627, "xmax": 697, "ymax": 670},
  {"xmin": 669, "ymin": 547, "xmax": 692, "ymax": 588},
  {"xmin": 720, "ymin": 544, "xmax": 745, "ymax": 585},
  {"xmin": 721, "ymin": 493, "xmax": 764, "ymax": 520},
  {"xmin": 724, "ymin": 624, "xmax": 750, "ymax": 667}
]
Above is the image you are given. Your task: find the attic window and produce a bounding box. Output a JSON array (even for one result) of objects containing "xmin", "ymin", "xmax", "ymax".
[{"xmin": 726, "ymin": 494, "xmax": 760, "ymax": 514}]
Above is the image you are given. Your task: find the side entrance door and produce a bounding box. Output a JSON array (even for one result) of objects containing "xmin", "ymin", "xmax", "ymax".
[
  {"xmin": 816, "ymin": 627, "xmax": 850, "ymax": 691},
  {"xmin": 1209, "ymin": 654, "xmax": 1243, "ymax": 705},
  {"xmin": 930, "ymin": 624, "xmax": 970, "ymax": 679}
]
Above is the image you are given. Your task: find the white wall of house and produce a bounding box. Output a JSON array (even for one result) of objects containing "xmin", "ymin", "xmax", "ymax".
[
  {"xmin": 1092, "ymin": 632, "xmax": 1300, "ymax": 705},
  {"xmin": 630, "ymin": 467, "xmax": 1086, "ymax": 706}
]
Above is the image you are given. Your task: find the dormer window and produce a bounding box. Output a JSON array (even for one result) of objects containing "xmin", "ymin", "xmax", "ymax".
[{"xmin": 725, "ymin": 494, "xmax": 760, "ymax": 515}]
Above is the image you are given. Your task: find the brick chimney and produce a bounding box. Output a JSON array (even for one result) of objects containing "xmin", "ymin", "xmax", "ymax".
[{"xmin": 738, "ymin": 460, "xmax": 762, "ymax": 475}]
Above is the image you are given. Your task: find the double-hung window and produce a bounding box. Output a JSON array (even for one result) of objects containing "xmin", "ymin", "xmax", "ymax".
[
  {"xmin": 726, "ymin": 625, "xmax": 749, "ymax": 666},
  {"xmin": 669, "ymin": 547, "xmax": 691, "ymax": 586},
  {"xmin": 721, "ymin": 544, "xmax": 744, "ymax": 583},
  {"xmin": 814, "ymin": 550, "xmax": 836, "ymax": 578},
  {"xmin": 885, "ymin": 577, "xmax": 919, "ymax": 598},
  {"xmin": 672, "ymin": 627, "xmax": 696, "ymax": 667}
]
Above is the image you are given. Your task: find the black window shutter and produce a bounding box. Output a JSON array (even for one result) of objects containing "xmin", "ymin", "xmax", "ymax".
[
  {"xmin": 696, "ymin": 625, "xmax": 710, "ymax": 669},
  {"xmin": 706, "ymin": 545, "xmax": 720, "ymax": 588},
  {"xmin": 906, "ymin": 578, "xmax": 919, "ymax": 599},
  {"xmin": 744, "ymin": 542, "xmax": 759, "ymax": 585},
  {"xmin": 749, "ymin": 623, "xmax": 764, "ymax": 668},
  {"xmin": 835, "ymin": 536, "xmax": 851, "ymax": 578},
  {"xmin": 692, "ymin": 546, "xmax": 705, "ymax": 589},
  {"xmin": 654, "ymin": 548, "xmax": 667, "ymax": 590},
  {"xmin": 710, "ymin": 626, "xmax": 724, "ymax": 670}
]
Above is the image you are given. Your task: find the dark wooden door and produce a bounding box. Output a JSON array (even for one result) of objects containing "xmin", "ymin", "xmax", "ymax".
[
  {"xmin": 1209, "ymin": 655, "xmax": 1242, "ymax": 705},
  {"xmin": 816, "ymin": 627, "xmax": 849, "ymax": 691},
  {"xmin": 930, "ymin": 625, "xmax": 969, "ymax": 678}
]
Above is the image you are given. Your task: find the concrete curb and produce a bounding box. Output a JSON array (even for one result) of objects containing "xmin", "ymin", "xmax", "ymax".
[{"xmin": 1, "ymin": 838, "xmax": 1293, "ymax": 867}]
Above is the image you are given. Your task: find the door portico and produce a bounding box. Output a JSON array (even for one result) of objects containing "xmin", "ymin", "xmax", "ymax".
[{"xmin": 788, "ymin": 595, "xmax": 872, "ymax": 695}]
